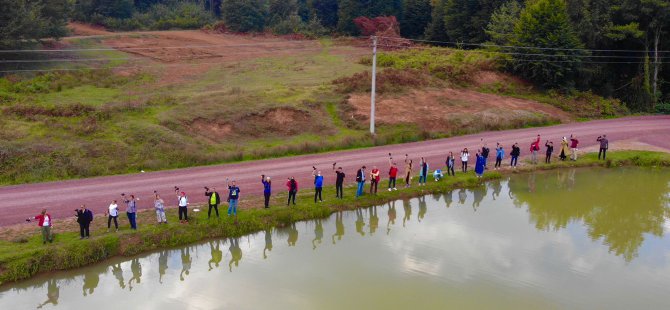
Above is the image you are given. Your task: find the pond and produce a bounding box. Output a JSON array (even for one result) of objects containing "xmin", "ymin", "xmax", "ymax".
[{"xmin": 1, "ymin": 167, "xmax": 669, "ymax": 309}]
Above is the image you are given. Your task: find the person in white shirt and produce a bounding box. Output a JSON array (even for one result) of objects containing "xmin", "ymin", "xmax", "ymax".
[
  {"xmin": 177, "ymin": 190, "xmax": 189, "ymax": 223},
  {"xmin": 461, "ymin": 148, "xmax": 470, "ymax": 172},
  {"xmin": 107, "ymin": 200, "xmax": 119, "ymax": 232}
]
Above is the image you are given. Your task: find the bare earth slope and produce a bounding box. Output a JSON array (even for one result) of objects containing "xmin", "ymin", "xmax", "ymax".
[{"xmin": 0, "ymin": 116, "xmax": 668, "ymax": 226}]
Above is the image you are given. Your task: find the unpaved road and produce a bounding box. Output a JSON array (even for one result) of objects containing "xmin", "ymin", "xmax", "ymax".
[{"xmin": 1, "ymin": 116, "xmax": 668, "ymax": 226}]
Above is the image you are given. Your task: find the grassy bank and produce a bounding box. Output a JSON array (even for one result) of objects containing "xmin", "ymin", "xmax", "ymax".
[{"xmin": 1, "ymin": 150, "xmax": 669, "ymax": 285}]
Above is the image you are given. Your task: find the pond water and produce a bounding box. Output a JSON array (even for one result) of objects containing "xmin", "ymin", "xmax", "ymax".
[{"xmin": 1, "ymin": 168, "xmax": 669, "ymax": 309}]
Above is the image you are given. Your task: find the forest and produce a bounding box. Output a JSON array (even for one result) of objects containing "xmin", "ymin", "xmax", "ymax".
[{"xmin": 1, "ymin": 0, "xmax": 669, "ymax": 113}]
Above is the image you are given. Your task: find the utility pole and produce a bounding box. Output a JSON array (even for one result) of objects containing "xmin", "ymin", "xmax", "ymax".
[{"xmin": 370, "ymin": 36, "xmax": 378, "ymax": 135}]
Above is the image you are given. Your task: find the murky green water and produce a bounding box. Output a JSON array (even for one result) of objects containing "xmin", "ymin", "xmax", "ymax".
[{"xmin": 2, "ymin": 168, "xmax": 669, "ymax": 309}]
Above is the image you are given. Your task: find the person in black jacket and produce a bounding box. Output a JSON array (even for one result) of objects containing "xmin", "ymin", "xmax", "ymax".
[
  {"xmin": 355, "ymin": 166, "xmax": 366, "ymax": 198},
  {"xmin": 510, "ymin": 143, "xmax": 521, "ymax": 168},
  {"xmin": 333, "ymin": 163, "xmax": 345, "ymax": 199},
  {"xmin": 76, "ymin": 205, "xmax": 94, "ymax": 239},
  {"xmin": 205, "ymin": 187, "xmax": 221, "ymax": 218},
  {"xmin": 545, "ymin": 141, "xmax": 554, "ymax": 164}
]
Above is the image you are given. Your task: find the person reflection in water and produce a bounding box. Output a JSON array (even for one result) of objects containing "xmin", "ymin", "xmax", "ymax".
[
  {"xmin": 355, "ymin": 208, "xmax": 366, "ymax": 236},
  {"xmin": 527, "ymin": 173, "xmax": 536, "ymax": 193},
  {"xmin": 491, "ymin": 180, "xmax": 502, "ymax": 200},
  {"xmin": 458, "ymin": 188, "xmax": 467, "ymax": 205},
  {"xmin": 128, "ymin": 258, "xmax": 142, "ymax": 291},
  {"xmin": 332, "ymin": 212, "xmax": 345, "ymax": 244},
  {"xmin": 37, "ymin": 279, "xmax": 59, "ymax": 309},
  {"xmin": 472, "ymin": 185, "xmax": 486, "ymax": 212},
  {"xmin": 387, "ymin": 201, "xmax": 396, "ymax": 235},
  {"xmin": 287, "ymin": 223, "xmax": 298, "ymax": 247},
  {"xmin": 312, "ymin": 219, "xmax": 323, "ymax": 250},
  {"xmin": 402, "ymin": 199, "xmax": 411, "ymax": 227},
  {"xmin": 82, "ymin": 267, "xmax": 101, "ymax": 296},
  {"xmin": 180, "ymin": 247, "xmax": 192, "ymax": 281},
  {"xmin": 368, "ymin": 207, "xmax": 379, "ymax": 236},
  {"xmin": 443, "ymin": 190, "xmax": 453, "ymax": 208},
  {"xmin": 228, "ymin": 238, "xmax": 242, "ymax": 272},
  {"xmin": 263, "ymin": 228, "xmax": 273, "ymax": 259},
  {"xmin": 111, "ymin": 263, "xmax": 125, "ymax": 289},
  {"xmin": 158, "ymin": 251, "xmax": 168, "ymax": 284},
  {"xmin": 209, "ymin": 241, "xmax": 223, "ymax": 271},
  {"xmin": 418, "ymin": 197, "xmax": 427, "ymax": 222}
]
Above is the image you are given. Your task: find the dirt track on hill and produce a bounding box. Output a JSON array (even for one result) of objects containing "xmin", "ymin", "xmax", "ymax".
[{"xmin": 1, "ymin": 116, "xmax": 668, "ymax": 226}]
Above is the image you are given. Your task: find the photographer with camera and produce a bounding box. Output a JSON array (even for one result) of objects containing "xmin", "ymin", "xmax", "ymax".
[
  {"xmin": 261, "ymin": 176, "xmax": 272, "ymax": 208},
  {"xmin": 333, "ymin": 163, "xmax": 345, "ymax": 199},
  {"xmin": 227, "ymin": 179, "xmax": 241, "ymax": 216},
  {"xmin": 205, "ymin": 186, "xmax": 221, "ymax": 218},
  {"xmin": 175, "ymin": 187, "xmax": 189, "ymax": 223},
  {"xmin": 286, "ymin": 177, "xmax": 298, "ymax": 206},
  {"xmin": 154, "ymin": 193, "xmax": 167, "ymax": 224},
  {"xmin": 312, "ymin": 166, "xmax": 324, "ymax": 203},
  {"xmin": 122, "ymin": 193, "xmax": 139, "ymax": 230}
]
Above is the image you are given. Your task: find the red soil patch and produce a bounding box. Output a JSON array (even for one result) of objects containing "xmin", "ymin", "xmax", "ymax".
[
  {"xmin": 347, "ymin": 88, "xmax": 573, "ymax": 132},
  {"xmin": 67, "ymin": 22, "xmax": 111, "ymax": 36}
]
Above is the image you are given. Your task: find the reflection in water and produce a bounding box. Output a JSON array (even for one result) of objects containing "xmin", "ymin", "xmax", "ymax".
[
  {"xmin": 111, "ymin": 263, "xmax": 125, "ymax": 289},
  {"xmin": 158, "ymin": 251, "xmax": 168, "ymax": 283},
  {"xmin": 208, "ymin": 241, "xmax": 223, "ymax": 271},
  {"xmin": 3, "ymin": 168, "xmax": 670, "ymax": 309},
  {"xmin": 418, "ymin": 197, "xmax": 427, "ymax": 222},
  {"xmin": 510, "ymin": 168, "xmax": 670, "ymax": 261},
  {"xmin": 355, "ymin": 209, "xmax": 365, "ymax": 236},
  {"xmin": 386, "ymin": 201, "xmax": 396, "ymax": 235},
  {"xmin": 313, "ymin": 220, "xmax": 323, "ymax": 250},
  {"xmin": 443, "ymin": 191, "xmax": 453, "ymax": 208},
  {"xmin": 128, "ymin": 258, "xmax": 142, "ymax": 291},
  {"xmin": 287, "ymin": 224, "xmax": 298, "ymax": 247},
  {"xmin": 82, "ymin": 267, "xmax": 100, "ymax": 296},
  {"xmin": 402, "ymin": 199, "xmax": 411, "ymax": 227},
  {"xmin": 472, "ymin": 185, "xmax": 486, "ymax": 212},
  {"xmin": 264, "ymin": 228, "xmax": 273, "ymax": 259},
  {"xmin": 332, "ymin": 212, "xmax": 344, "ymax": 244},
  {"xmin": 228, "ymin": 238, "xmax": 242, "ymax": 272},
  {"xmin": 458, "ymin": 188, "xmax": 467, "ymax": 205},
  {"xmin": 368, "ymin": 207, "xmax": 379, "ymax": 235},
  {"xmin": 179, "ymin": 248, "xmax": 191, "ymax": 281},
  {"xmin": 491, "ymin": 180, "xmax": 502, "ymax": 200},
  {"xmin": 36, "ymin": 279, "xmax": 59, "ymax": 308}
]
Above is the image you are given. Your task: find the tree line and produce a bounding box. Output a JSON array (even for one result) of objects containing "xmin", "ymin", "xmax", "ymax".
[{"xmin": 1, "ymin": 0, "xmax": 669, "ymax": 112}]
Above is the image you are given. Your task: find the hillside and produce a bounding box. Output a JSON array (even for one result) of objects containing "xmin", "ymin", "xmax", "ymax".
[{"xmin": 0, "ymin": 28, "xmax": 627, "ymax": 185}]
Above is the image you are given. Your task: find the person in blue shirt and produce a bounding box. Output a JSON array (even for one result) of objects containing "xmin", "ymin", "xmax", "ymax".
[
  {"xmin": 475, "ymin": 151, "xmax": 486, "ymax": 178},
  {"xmin": 261, "ymin": 175, "xmax": 271, "ymax": 209},
  {"xmin": 227, "ymin": 180, "xmax": 241, "ymax": 216},
  {"xmin": 495, "ymin": 143, "xmax": 504, "ymax": 170},
  {"xmin": 312, "ymin": 167, "xmax": 324, "ymax": 203},
  {"xmin": 356, "ymin": 166, "xmax": 367, "ymax": 198},
  {"xmin": 418, "ymin": 157, "xmax": 429, "ymax": 186}
]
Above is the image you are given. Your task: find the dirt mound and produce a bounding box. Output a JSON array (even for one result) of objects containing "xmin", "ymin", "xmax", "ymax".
[
  {"xmin": 103, "ymin": 31, "xmax": 322, "ymax": 63},
  {"xmin": 187, "ymin": 108, "xmax": 324, "ymax": 140},
  {"xmin": 67, "ymin": 22, "xmax": 111, "ymax": 36},
  {"xmin": 347, "ymin": 88, "xmax": 573, "ymax": 133}
]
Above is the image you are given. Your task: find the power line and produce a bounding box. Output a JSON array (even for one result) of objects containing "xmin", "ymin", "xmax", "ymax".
[
  {"xmin": 374, "ymin": 43, "xmax": 670, "ymax": 60},
  {"xmin": 0, "ymin": 41, "xmax": 367, "ymax": 53},
  {"xmin": 0, "ymin": 52, "xmax": 372, "ymax": 73},
  {"xmin": 0, "ymin": 46, "xmax": 370, "ymax": 64},
  {"xmin": 370, "ymin": 36, "xmax": 670, "ymax": 54}
]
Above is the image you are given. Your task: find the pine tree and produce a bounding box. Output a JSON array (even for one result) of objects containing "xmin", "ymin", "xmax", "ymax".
[
  {"xmin": 400, "ymin": 0, "xmax": 432, "ymax": 38},
  {"xmin": 221, "ymin": 0, "xmax": 267, "ymax": 32},
  {"xmin": 309, "ymin": 0, "xmax": 339, "ymax": 29},
  {"xmin": 485, "ymin": 0, "xmax": 522, "ymax": 45},
  {"xmin": 424, "ymin": 0, "xmax": 449, "ymax": 42},
  {"xmin": 511, "ymin": 0, "xmax": 585, "ymax": 88},
  {"xmin": 337, "ymin": 0, "xmax": 361, "ymax": 34}
]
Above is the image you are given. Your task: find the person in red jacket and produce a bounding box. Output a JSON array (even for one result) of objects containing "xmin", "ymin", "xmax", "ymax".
[
  {"xmin": 570, "ymin": 135, "xmax": 580, "ymax": 161},
  {"xmin": 286, "ymin": 177, "xmax": 298, "ymax": 206},
  {"xmin": 388, "ymin": 154, "xmax": 398, "ymax": 191},
  {"xmin": 27, "ymin": 209, "xmax": 53, "ymax": 244},
  {"xmin": 530, "ymin": 134, "xmax": 541, "ymax": 164}
]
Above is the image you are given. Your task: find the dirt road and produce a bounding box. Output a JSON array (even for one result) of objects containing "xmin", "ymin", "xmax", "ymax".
[{"xmin": 1, "ymin": 116, "xmax": 668, "ymax": 226}]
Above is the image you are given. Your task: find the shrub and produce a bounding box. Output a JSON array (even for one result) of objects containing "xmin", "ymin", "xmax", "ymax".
[{"xmin": 332, "ymin": 68, "xmax": 431, "ymax": 94}]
